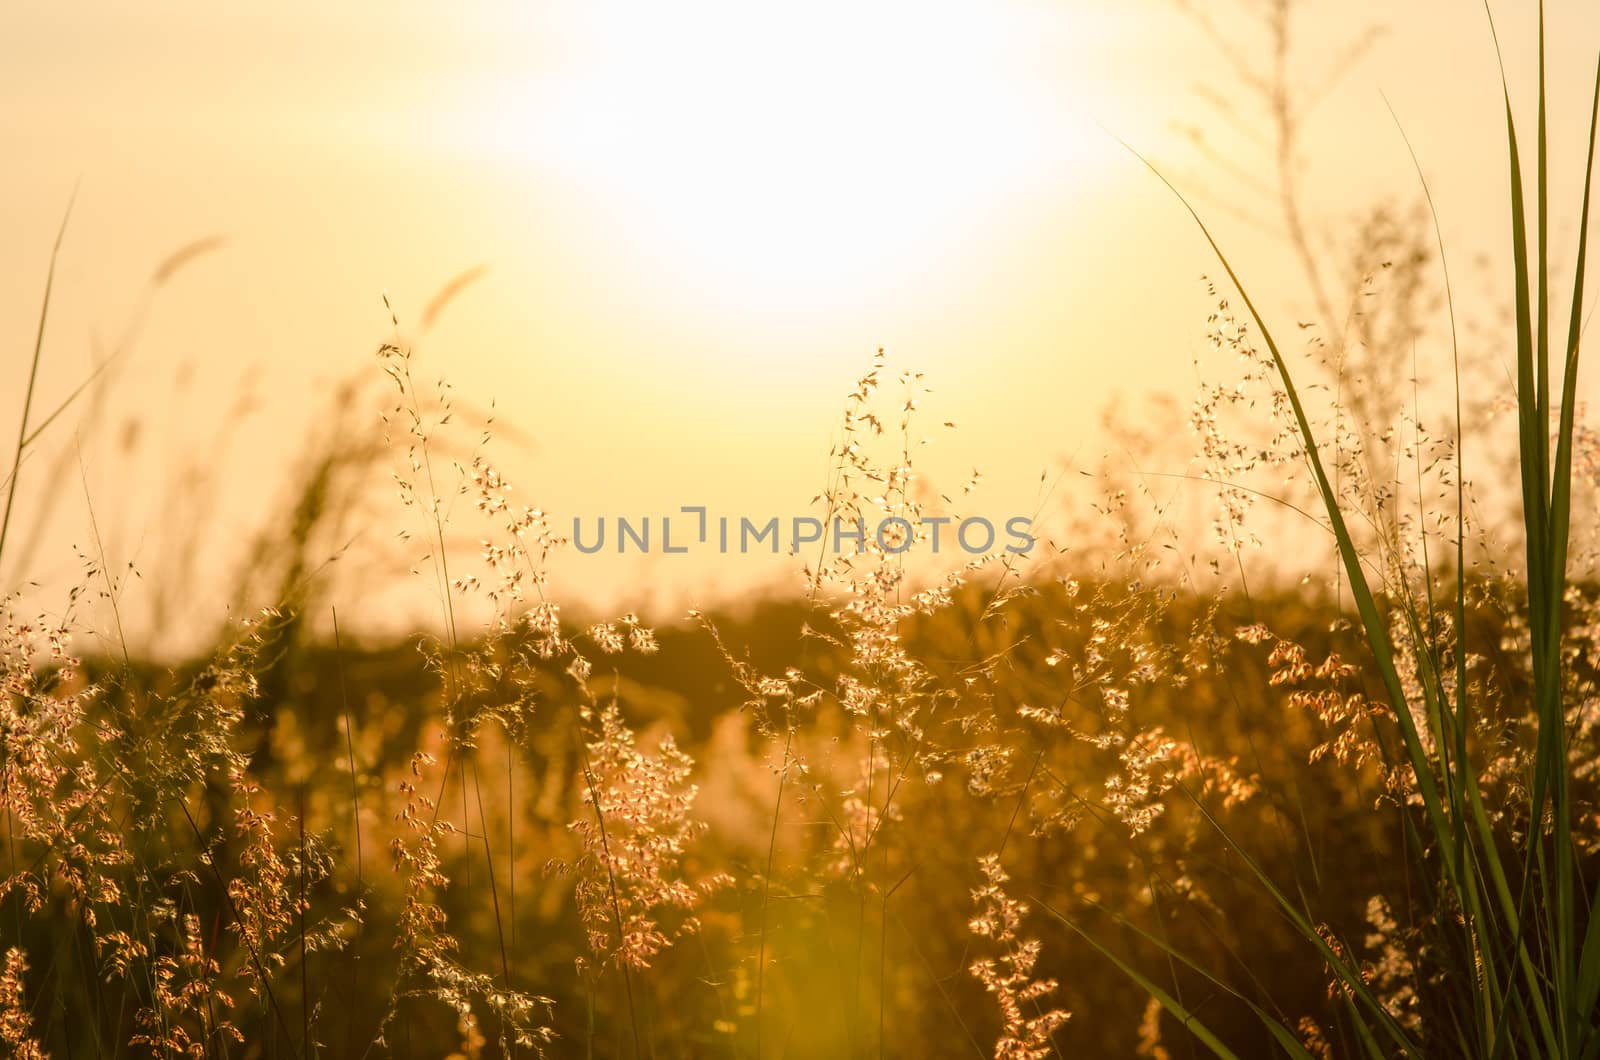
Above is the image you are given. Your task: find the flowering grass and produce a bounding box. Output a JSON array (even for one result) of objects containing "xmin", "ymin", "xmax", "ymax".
[{"xmin": 2, "ymin": 4, "xmax": 1599, "ymax": 1058}]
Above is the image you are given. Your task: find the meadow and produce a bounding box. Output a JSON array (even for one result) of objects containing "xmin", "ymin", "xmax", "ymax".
[{"xmin": 4, "ymin": 4, "xmax": 1600, "ymax": 1058}]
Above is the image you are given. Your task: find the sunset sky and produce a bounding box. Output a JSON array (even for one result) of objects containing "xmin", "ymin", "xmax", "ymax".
[{"xmin": 4, "ymin": 0, "xmax": 1599, "ymax": 649}]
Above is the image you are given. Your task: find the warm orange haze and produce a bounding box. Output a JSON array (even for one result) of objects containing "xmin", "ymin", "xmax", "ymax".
[
  {"xmin": 3, "ymin": 2, "xmax": 1600, "ymax": 1057},
  {"xmin": 8, "ymin": 0, "xmax": 1597, "ymax": 646}
]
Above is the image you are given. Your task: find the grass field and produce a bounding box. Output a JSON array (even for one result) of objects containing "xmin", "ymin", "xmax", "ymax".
[{"xmin": 3, "ymin": 3, "xmax": 1600, "ymax": 1058}]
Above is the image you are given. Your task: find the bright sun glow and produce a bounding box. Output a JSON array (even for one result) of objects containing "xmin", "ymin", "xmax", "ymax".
[{"xmin": 452, "ymin": 0, "xmax": 1095, "ymax": 306}]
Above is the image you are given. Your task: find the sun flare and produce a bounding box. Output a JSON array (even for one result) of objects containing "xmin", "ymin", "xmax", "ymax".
[{"xmin": 453, "ymin": 1, "xmax": 1097, "ymax": 306}]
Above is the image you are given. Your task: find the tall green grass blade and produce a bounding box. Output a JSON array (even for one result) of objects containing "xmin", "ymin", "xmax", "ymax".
[
  {"xmin": 1177, "ymin": 791, "xmax": 1420, "ymax": 1053},
  {"xmin": 1042, "ymin": 908, "xmax": 1245, "ymax": 1060},
  {"xmin": 1095, "ymin": 11, "xmax": 1592, "ymax": 1050},
  {"xmin": 1536, "ymin": 2, "xmax": 1552, "ymax": 511},
  {"xmin": 1342, "ymin": 996, "xmax": 1393, "ymax": 1060},
  {"xmin": 1563, "ymin": 46, "xmax": 1600, "ymax": 1051},
  {"xmin": 1533, "ymin": 10, "xmax": 1578, "ymax": 1045},
  {"xmin": 1582, "ymin": 903, "xmax": 1600, "ymax": 1052},
  {"xmin": 1119, "ymin": 136, "xmax": 1459, "ymax": 897},
  {"xmin": 1384, "ymin": 96, "xmax": 1523, "ymax": 1056},
  {"xmin": 1481, "ymin": 9, "xmax": 1587, "ymax": 1053},
  {"xmin": 1042, "ymin": 898, "xmax": 1319, "ymax": 1060}
]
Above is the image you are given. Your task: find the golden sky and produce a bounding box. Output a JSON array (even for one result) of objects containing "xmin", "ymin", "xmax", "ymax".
[{"xmin": 3, "ymin": 1, "xmax": 1599, "ymax": 650}]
